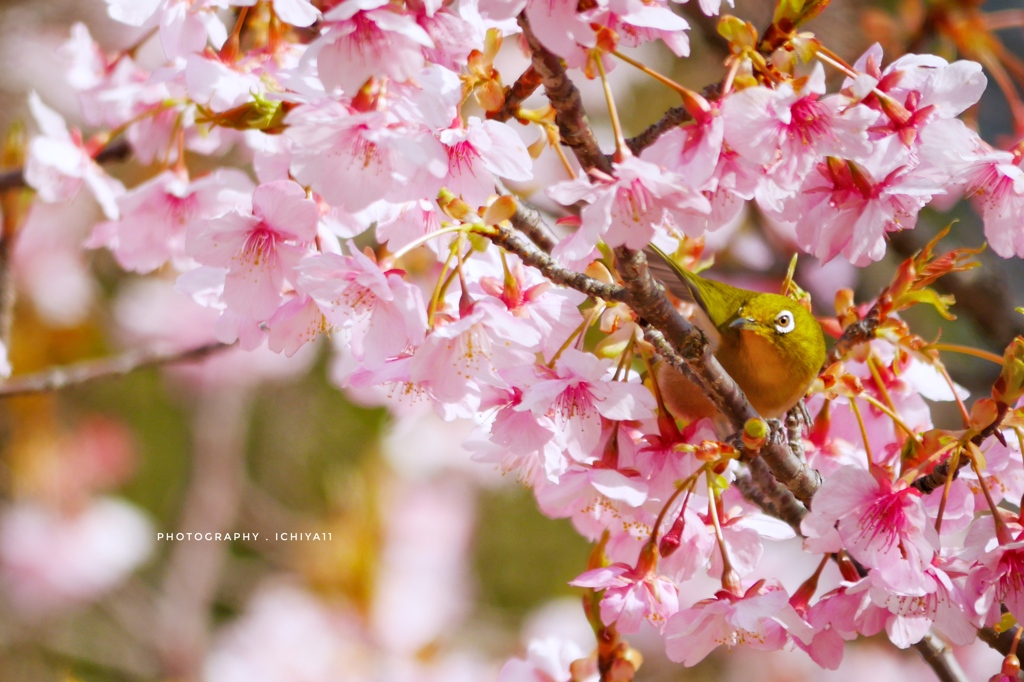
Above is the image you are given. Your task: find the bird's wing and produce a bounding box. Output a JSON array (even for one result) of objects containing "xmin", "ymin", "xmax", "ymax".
[
  {"xmin": 643, "ymin": 246, "xmax": 699, "ymax": 305},
  {"xmin": 643, "ymin": 246, "xmax": 721, "ymax": 351}
]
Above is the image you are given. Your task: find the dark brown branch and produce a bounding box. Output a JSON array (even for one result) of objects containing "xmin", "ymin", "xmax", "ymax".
[
  {"xmin": 517, "ymin": 14, "xmax": 613, "ymax": 175},
  {"xmin": 625, "ymin": 106, "xmax": 693, "ymax": 156},
  {"xmin": 487, "ymin": 65, "xmax": 543, "ymax": 123},
  {"xmin": 911, "ymin": 633, "xmax": 969, "ymax": 682},
  {"xmin": 978, "ymin": 615, "xmax": 1023, "ymax": 660},
  {"xmin": 488, "ymin": 225, "xmax": 626, "ymax": 302},
  {"xmin": 825, "ymin": 304, "xmax": 881, "ymax": 368},
  {"xmin": 911, "ymin": 400, "xmax": 1010, "ymax": 494},
  {"xmin": 495, "ymin": 179, "xmax": 560, "ymax": 252},
  {"xmin": 736, "ymin": 456, "xmax": 809, "ymax": 529},
  {"xmin": 0, "ymin": 138, "xmax": 131, "ymax": 192},
  {"xmin": 624, "ymin": 80, "xmax": 721, "ymax": 157},
  {"xmin": 0, "ymin": 341, "xmax": 232, "ymax": 396}
]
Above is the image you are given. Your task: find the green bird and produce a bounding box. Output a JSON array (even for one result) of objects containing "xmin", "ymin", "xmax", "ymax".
[{"xmin": 646, "ymin": 244, "xmax": 827, "ymax": 422}]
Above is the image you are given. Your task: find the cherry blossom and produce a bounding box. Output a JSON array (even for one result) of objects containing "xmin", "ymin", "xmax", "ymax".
[
  {"xmin": 571, "ymin": 545, "xmax": 680, "ymax": 633},
  {"xmin": 286, "ymin": 104, "xmax": 448, "ymax": 212},
  {"xmin": 548, "ymin": 157, "xmax": 711, "ymax": 261},
  {"xmin": 664, "ymin": 580, "xmax": 813, "ymax": 666},
  {"xmin": 308, "ymin": 0, "xmax": 434, "ymax": 94},
  {"xmin": 25, "ymin": 93, "xmax": 125, "ymax": 220},
  {"xmin": 722, "ymin": 64, "xmax": 874, "ymax": 188},
  {"xmin": 802, "ymin": 465, "xmax": 937, "ymax": 595},
  {"xmin": 89, "ymin": 169, "xmax": 254, "ymax": 273},
  {"xmin": 440, "ymin": 117, "xmax": 533, "ymax": 208},
  {"xmin": 516, "ymin": 349, "xmax": 656, "ymax": 458},
  {"xmin": 0, "ymin": 498, "xmax": 152, "ymax": 614},
  {"xmin": 105, "ymin": 0, "xmax": 228, "ymax": 60},
  {"xmin": 297, "ymin": 243, "xmax": 428, "ymax": 368},
  {"xmin": 185, "ymin": 179, "xmax": 319, "ymax": 323}
]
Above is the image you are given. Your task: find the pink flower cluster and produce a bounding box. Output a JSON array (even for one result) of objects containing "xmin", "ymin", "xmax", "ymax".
[{"xmin": 15, "ymin": 0, "xmax": 1024, "ymax": 677}]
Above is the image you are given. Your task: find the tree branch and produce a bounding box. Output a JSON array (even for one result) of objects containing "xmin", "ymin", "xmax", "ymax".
[
  {"xmin": 495, "ymin": 179, "xmax": 560, "ymax": 252},
  {"xmin": 912, "ymin": 633, "xmax": 969, "ymax": 682},
  {"xmin": 487, "ymin": 65, "xmax": 543, "ymax": 123},
  {"xmin": 517, "ymin": 14, "xmax": 612, "ymax": 175},
  {"xmin": 0, "ymin": 341, "xmax": 232, "ymax": 396},
  {"xmin": 625, "ymin": 105, "xmax": 693, "ymax": 156},
  {"xmin": 488, "ymin": 225, "xmax": 626, "ymax": 301},
  {"xmin": 911, "ymin": 400, "xmax": 1009, "ymax": 494},
  {"xmin": 0, "ymin": 138, "xmax": 131, "ymax": 193},
  {"xmin": 825, "ymin": 304, "xmax": 881, "ymax": 368}
]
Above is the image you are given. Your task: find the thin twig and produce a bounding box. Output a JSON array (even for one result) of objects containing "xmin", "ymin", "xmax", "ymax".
[
  {"xmin": 495, "ymin": 179, "xmax": 559, "ymax": 252},
  {"xmin": 912, "ymin": 633, "xmax": 969, "ymax": 682},
  {"xmin": 625, "ymin": 105, "xmax": 693, "ymax": 156},
  {"xmin": 0, "ymin": 341, "xmax": 232, "ymax": 396},
  {"xmin": 488, "ymin": 225, "xmax": 626, "ymax": 302},
  {"xmin": 487, "ymin": 65, "xmax": 543, "ymax": 123},
  {"xmin": 911, "ymin": 400, "xmax": 1009, "ymax": 494},
  {"xmin": 517, "ymin": 13, "xmax": 612, "ymax": 175},
  {"xmin": 0, "ymin": 138, "xmax": 131, "ymax": 192},
  {"xmin": 825, "ymin": 304, "xmax": 881, "ymax": 368}
]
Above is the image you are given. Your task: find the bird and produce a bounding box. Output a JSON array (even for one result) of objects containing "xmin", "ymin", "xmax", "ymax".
[{"xmin": 645, "ymin": 244, "xmax": 826, "ymax": 424}]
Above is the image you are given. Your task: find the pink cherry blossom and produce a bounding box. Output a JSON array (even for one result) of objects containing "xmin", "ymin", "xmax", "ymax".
[
  {"xmin": 409, "ymin": 298, "xmax": 539, "ymax": 419},
  {"xmin": 802, "ymin": 465, "xmax": 937, "ymax": 595},
  {"xmin": 309, "ymin": 0, "xmax": 434, "ymax": 94},
  {"xmin": 870, "ymin": 565, "xmax": 975, "ymax": 648},
  {"xmin": 722, "ymin": 64, "xmax": 874, "ymax": 188},
  {"xmin": 0, "ymin": 498, "xmax": 152, "ymax": 614},
  {"xmin": 297, "ymin": 244, "xmax": 428, "ymax": 368},
  {"xmin": 89, "ymin": 169, "xmax": 254, "ymax": 273},
  {"xmin": 598, "ymin": 0, "xmax": 692, "ymax": 57},
  {"xmin": 965, "ymin": 525, "xmax": 1024, "ymax": 627},
  {"xmin": 664, "ymin": 580, "xmax": 812, "ymax": 666},
  {"xmin": 440, "ymin": 117, "xmax": 533, "ymax": 207},
  {"xmin": 521, "ymin": 0, "xmax": 596, "ymax": 59},
  {"xmin": 641, "ymin": 103, "xmax": 724, "ymax": 191},
  {"xmin": 287, "ymin": 104, "xmax": 448, "ymax": 212},
  {"xmin": 498, "ymin": 637, "xmax": 593, "ymax": 682},
  {"xmin": 517, "ymin": 349, "xmax": 656, "ymax": 458},
  {"xmin": 785, "ymin": 156, "xmax": 938, "ymax": 266},
  {"xmin": 185, "ymin": 180, "xmax": 319, "ymax": 321},
  {"xmin": 962, "ymin": 147, "xmax": 1024, "ymax": 258},
  {"xmin": 571, "ymin": 545, "xmax": 680, "ymax": 633},
  {"xmin": 105, "ymin": 0, "xmax": 228, "ymax": 60},
  {"xmin": 25, "ymin": 93, "xmax": 125, "ymax": 220},
  {"xmin": 417, "ymin": 7, "xmax": 479, "ymax": 71},
  {"xmin": 468, "ymin": 374, "xmax": 567, "ymax": 485},
  {"xmin": 473, "ymin": 254, "xmax": 586, "ymax": 361},
  {"xmin": 548, "ymin": 157, "xmax": 711, "ymax": 262}
]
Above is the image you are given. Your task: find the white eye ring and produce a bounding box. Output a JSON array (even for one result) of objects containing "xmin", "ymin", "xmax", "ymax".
[{"xmin": 774, "ymin": 310, "xmax": 795, "ymax": 334}]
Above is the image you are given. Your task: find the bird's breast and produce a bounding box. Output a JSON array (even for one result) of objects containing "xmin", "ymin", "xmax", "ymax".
[{"xmin": 716, "ymin": 331, "xmax": 812, "ymax": 419}]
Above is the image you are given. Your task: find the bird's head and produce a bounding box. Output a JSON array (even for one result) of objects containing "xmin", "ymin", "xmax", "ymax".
[{"xmin": 728, "ymin": 293, "xmax": 825, "ymax": 366}]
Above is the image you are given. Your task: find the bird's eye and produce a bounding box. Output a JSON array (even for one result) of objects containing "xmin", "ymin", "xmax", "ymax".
[{"xmin": 774, "ymin": 310, "xmax": 795, "ymax": 334}]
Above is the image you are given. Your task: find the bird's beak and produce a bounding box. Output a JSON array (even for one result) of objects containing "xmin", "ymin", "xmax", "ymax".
[{"xmin": 729, "ymin": 317, "xmax": 756, "ymax": 331}]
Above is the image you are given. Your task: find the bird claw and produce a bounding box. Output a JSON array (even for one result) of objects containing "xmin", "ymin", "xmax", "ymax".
[{"xmin": 765, "ymin": 418, "xmax": 786, "ymax": 446}]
